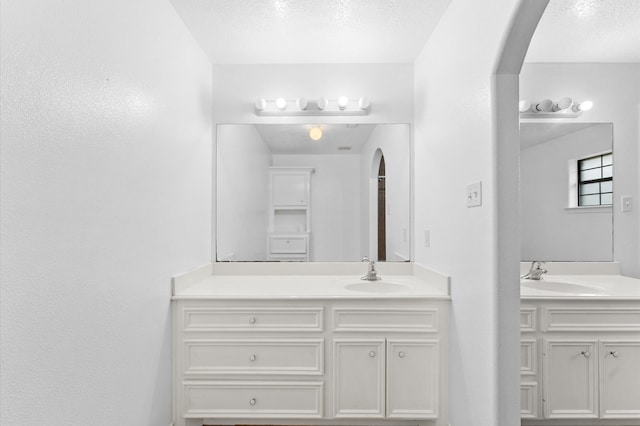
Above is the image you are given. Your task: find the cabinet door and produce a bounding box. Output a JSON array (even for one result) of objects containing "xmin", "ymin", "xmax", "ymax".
[
  {"xmin": 272, "ymin": 173, "xmax": 308, "ymax": 206},
  {"xmin": 333, "ymin": 339, "xmax": 385, "ymax": 418},
  {"xmin": 600, "ymin": 340, "xmax": 640, "ymax": 418},
  {"xmin": 543, "ymin": 340, "xmax": 598, "ymax": 419},
  {"xmin": 386, "ymin": 339, "xmax": 438, "ymax": 418}
]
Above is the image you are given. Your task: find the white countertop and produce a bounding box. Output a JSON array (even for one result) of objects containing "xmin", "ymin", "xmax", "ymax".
[
  {"xmin": 521, "ymin": 274, "xmax": 640, "ymax": 300},
  {"xmin": 172, "ymin": 263, "xmax": 451, "ymax": 300}
]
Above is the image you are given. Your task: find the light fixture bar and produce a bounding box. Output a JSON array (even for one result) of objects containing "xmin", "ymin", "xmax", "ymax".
[
  {"xmin": 254, "ymin": 97, "xmax": 371, "ymax": 116},
  {"xmin": 519, "ymin": 98, "xmax": 593, "ymax": 119}
]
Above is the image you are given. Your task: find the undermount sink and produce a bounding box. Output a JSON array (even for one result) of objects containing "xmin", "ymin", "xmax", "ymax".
[
  {"xmin": 343, "ymin": 280, "xmax": 411, "ymax": 293},
  {"xmin": 521, "ymin": 279, "xmax": 605, "ymax": 295}
]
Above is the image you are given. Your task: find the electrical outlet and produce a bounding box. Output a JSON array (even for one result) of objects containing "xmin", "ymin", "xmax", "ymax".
[
  {"xmin": 621, "ymin": 196, "xmax": 632, "ymax": 212},
  {"xmin": 424, "ymin": 229, "xmax": 430, "ymax": 247},
  {"xmin": 466, "ymin": 181, "xmax": 482, "ymax": 207}
]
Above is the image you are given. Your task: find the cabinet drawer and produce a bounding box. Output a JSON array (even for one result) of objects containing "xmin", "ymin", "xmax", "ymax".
[
  {"xmin": 184, "ymin": 339, "xmax": 324, "ymax": 375},
  {"xmin": 543, "ymin": 307, "xmax": 640, "ymax": 331},
  {"xmin": 269, "ymin": 235, "xmax": 307, "ymax": 253},
  {"xmin": 333, "ymin": 308, "xmax": 438, "ymax": 333},
  {"xmin": 183, "ymin": 380, "xmax": 323, "ymax": 418},
  {"xmin": 183, "ymin": 307, "xmax": 324, "ymax": 332}
]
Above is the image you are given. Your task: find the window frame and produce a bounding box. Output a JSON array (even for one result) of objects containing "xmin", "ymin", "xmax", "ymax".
[{"xmin": 577, "ymin": 152, "xmax": 613, "ymax": 207}]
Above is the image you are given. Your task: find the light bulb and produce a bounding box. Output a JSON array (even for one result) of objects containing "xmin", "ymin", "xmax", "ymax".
[
  {"xmin": 317, "ymin": 97, "xmax": 328, "ymax": 110},
  {"xmin": 534, "ymin": 99, "xmax": 553, "ymax": 112},
  {"xmin": 275, "ymin": 97, "xmax": 287, "ymax": 110},
  {"xmin": 338, "ymin": 96, "xmax": 349, "ymax": 110},
  {"xmin": 574, "ymin": 100, "xmax": 593, "ymax": 112},
  {"xmin": 254, "ymin": 98, "xmax": 266, "ymax": 111},
  {"xmin": 296, "ymin": 97, "xmax": 308, "ymax": 110},
  {"xmin": 552, "ymin": 97, "xmax": 572, "ymax": 111},
  {"xmin": 358, "ymin": 97, "xmax": 370, "ymax": 110},
  {"xmin": 309, "ymin": 127, "xmax": 322, "ymax": 141},
  {"xmin": 518, "ymin": 100, "xmax": 531, "ymax": 113}
]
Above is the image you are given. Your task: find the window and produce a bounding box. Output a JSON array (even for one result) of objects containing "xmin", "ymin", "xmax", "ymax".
[{"xmin": 578, "ymin": 153, "xmax": 612, "ymax": 206}]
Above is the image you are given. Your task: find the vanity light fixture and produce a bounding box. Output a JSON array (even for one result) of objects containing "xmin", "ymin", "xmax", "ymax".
[
  {"xmin": 253, "ymin": 96, "xmax": 371, "ymax": 116},
  {"xmin": 519, "ymin": 97, "xmax": 594, "ymax": 118},
  {"xmin": 309, "ymin": 126, "xmax": 322, "ymax": 141}
]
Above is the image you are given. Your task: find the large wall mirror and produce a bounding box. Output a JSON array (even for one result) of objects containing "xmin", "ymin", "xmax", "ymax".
[
  {"xmin": 520, "ymin": 122, "xmax": 614, "ymax": 262},
  {"xmin": 216, "ymin": 123, "xmax": 411, "ymax": 262}
]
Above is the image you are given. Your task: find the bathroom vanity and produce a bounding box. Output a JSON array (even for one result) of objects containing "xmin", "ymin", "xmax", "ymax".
[
  {"xmin": 520, "ymin": 265, "xmax": 640, "ymax": 425},
  {"xmin": 172, "ymin": 263, "xmax": 450, "ymax": 426}
]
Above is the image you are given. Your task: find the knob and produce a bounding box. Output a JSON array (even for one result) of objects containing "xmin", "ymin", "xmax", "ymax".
[
  {"xmin": 369, "ymin": 351, "xmax": 376, "ymax": 358},
  {"xmin": 248, "ymin": 317, "xmax": 256, "ymax": 324},
  {"xmin": 398, "ymin": 351, "xmax": 406, "ymax": 358},
  {"xmin": 581, "ymin": 350, "xmax": 591, "ymax": 358},
  {"xmin": 249, "ymin": 398, "xmax": 256, "ymax": 406},
  {"xmin": 610, "ymin": 351, "xmax": 620, "ymax": 358},
  {"xmin": 249, "ymin": 354, "xmax": 256, "ymax": 362}
]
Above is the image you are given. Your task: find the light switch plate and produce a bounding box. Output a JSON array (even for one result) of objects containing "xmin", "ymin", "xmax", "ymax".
[
  {"xmin": 621, "ymin": 196, "xmax": 632, "ymax": 212},
  {"xmin": 467, "ymin": 181, "xmax": 482, "ymax": 207}
]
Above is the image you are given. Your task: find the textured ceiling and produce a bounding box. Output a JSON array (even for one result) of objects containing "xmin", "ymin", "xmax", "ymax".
[
  {"xmin": 526, "ymin": 0, "xmax": 640, "ymax": 63},
  {"xmin": 169, "ymin": 0, "xmax": 451, "ymax": 63}
]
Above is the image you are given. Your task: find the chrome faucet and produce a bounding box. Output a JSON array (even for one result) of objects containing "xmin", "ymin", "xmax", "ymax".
[
  {"xmin": 521, "ymin": 261, "xmax": 547, "ymax": 280},
  {"xmin": 361, "ymin": 256, "xmax": 382, "ymax": 281}
]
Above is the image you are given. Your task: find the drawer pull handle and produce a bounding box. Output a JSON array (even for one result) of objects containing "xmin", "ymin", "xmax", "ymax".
[
  {"xmin": 248, "ymin": 317, "xmax": 256, "ymax": 324},
  {"xmin": 581, "ymin": 350, "xmax": 591, "ymax": 358},
  {"xmin": 369, "ymin": 351, "xmax": 376, "ymax": 358},
  {"xmin": 610, "ymin": 351, "xmax": 620, "ymax": 358},
  {"xmin": 398, "ymin": 351, "xmax": 406, "ymax": 358},
  {"xmin": 249, "ymin": 354, "xmax": 256, "ymax": 362},
  {"xmin": 249, "ymin": 398, "xmax": 256, "ymax": 406}
]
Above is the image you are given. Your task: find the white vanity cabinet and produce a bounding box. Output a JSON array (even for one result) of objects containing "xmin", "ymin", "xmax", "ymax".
[
  {"xmin": 174, "ymin": 297, "xmax": 449, "ymax": 426},
  {"xmin": 521, "ymin": 300, "xmax": 640, "ymax": 424}
]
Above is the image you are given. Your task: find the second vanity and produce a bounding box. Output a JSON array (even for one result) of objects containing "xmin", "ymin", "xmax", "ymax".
[
  {"xmin": 520, "ymin": 263, "xmax": 640, "ymax": 425},
  {"xmin": 172, "ymin": 262, "xmax": 451, "ymax": 426}
]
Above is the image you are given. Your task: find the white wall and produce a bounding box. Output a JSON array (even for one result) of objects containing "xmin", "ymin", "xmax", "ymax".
[
  {"xmin": 360, "ymin": 125, "xmax": 411, "ymax": 261},
  {"xmin": 413, "ymin": 0, "xmax": 522, "ymax": 425},
  {"xmin": 273, "ymin": 154, "xmax": 361, "ymax": 261},
  {"xmin": 217, "ymin": 126, "xmax": 271, "ymax": 261},
  {"xmin": 521, "ymin": 124, "xmax": 613, "ymax": 261},
  {"xmin": 0, "ymin": 1, "xmax": 212, "ymax": 424},
  {"xmin": 520, "ymin": 63, "xmax": 640, "ymax": 277}
]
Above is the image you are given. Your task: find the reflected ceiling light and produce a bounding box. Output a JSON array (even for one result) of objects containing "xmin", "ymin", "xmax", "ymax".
[
  {"xmin": 518, "ymin": 100, "xmax": 531, "ymax": 113},
  {"xmin": 275, "ymin": 97, "xmax": 287, "ymax": 110},
  {"xmin": 309, "ymin": 126, "xmax": 322, "ymax": 141},
  {"xmin": 317, "ymin": 96, "xmax": 328, "ymax": 110},
  {"xmin": 337, "ymin": 96, "xmax": 349, "ymax": 110},
  {"xmin": 358, "ymin": 97, "xmax": 370, "ymax": 110},
  {"xmin": 573, "ymin": 100, "xmax": 593, "ymax": 112},
  {"xmin": 520, "ymin": 97, "xmax": 594, "ymax": 118},
  {"xmin": 296, "ymin": 97, "xmax": 308, "ymax": 110},
  {"xmin": 254, "ymin": 98, "xmax": 267, "ymax": 111}
]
